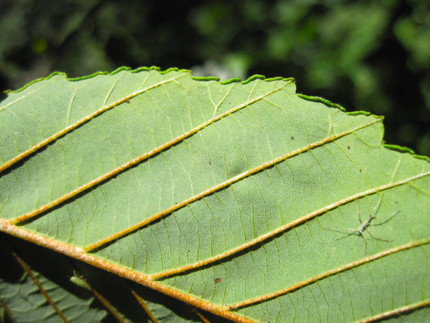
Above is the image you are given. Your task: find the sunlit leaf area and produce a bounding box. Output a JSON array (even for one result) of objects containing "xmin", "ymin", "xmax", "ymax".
[
  {"xmin": 1, "ymin": 1, "xmax": 429, "ymax": 323},
  {"xmin": 0, "ymin": 0, "xmax": 429, "ymax": 156}
]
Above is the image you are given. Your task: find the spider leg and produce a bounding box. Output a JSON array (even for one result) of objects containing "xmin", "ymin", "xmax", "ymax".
[
  {"xmin": 367, "ymin": 229, "xmax": 392, "ymax": 242},
  {"xmin": 371, "ymin": 210, "xmax": 400, "ymax": 226},
  {"xmin": 323, "ymin": 227, "xmax": 357, "ymax": 234},
  {"xmin": 362, "ymin": 233, "xmax": 368, "ymax": 255},
  {"xmin": 334, "ymin": 231, "xmax": 358, "ymax": 241},
  {"xmin": 373, "ymin": 195, "xmax": 384, "ymax": 216},
  {"xmin": 357, "ymin": 199, "xmax": 362, "ymax": 224}
]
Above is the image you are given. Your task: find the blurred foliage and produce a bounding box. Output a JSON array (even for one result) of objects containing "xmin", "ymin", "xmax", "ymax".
[{"xmin": 0, "ymin": 0, "xmax": 429, "ymax": 156}]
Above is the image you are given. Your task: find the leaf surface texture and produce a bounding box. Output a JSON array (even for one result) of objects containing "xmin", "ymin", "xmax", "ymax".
[{"xmin": 0, "ymin": 68, "xmax": 429, "ymax": 322}]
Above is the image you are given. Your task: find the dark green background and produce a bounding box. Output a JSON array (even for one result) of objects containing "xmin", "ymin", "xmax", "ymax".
[{"xmin": 1, "ymin": 0, "xmax": 429, "ymax": 156}]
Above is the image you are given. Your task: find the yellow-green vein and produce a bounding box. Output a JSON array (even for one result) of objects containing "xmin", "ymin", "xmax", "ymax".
[
  {"xmin": 13, "ymin": 253, "xmax": 69, "ymax": 323},
  {"xmin": 0, "ymin": 74, "xmax": 184, "ymax": 174},
  {"xmin": 151, "ymin": 171, "xmax": 430, "ymax": 279},
  {"xmin": 84, "ymin": 118, "xmax": 380, "ymax": 252},
  {"xmin": 355, "ymin": 299, "xmax": 430, "ymax": 323},
  {"xmin": 226, "ymin": 238, "xmax": 430, "ymax": 310},
  {"xmin": 9, "ymin": 82, "xmax": 290, "ymax": 226},
  {"xmin": 0, "ymin": 85, "xmax": 47, "ymax": 113},
  {"xmin": 130, "ymin": 290, "xmax": 160, "ymax": 323},
  {"xmin": 0, "ymin": 219, "xmax": 257, "ymax": 323}
]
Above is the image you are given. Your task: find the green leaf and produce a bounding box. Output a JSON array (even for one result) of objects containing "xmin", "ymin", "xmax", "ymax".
[
  {"xmin": 0, "ymin": 67, "xmax": 429, "ymax": 322},
  {"xmin": 0, "ymin": 235, "xmax": 107, "ymax": 323}
]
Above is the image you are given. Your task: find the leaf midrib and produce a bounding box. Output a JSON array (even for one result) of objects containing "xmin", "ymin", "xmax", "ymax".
[
  {"xmin": 2, "ymin": 217, "xmax": 429, "ymax": 322},
  {"xmin": 0, "ymin": 220, "xmax": 256, "ymax": 323},
  {"xmin": 2, "ymin": 72, "xmax": 429, "ymax": 323}
]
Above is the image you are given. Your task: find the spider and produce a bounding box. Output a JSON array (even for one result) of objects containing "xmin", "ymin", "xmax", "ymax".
[{"xmin": 324, "ymin": 195, "xmax": 400, "ymax": 255}]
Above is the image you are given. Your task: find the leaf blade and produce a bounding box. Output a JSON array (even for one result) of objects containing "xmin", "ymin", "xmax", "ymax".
[{"xmin": 1, "ymin": 68, "xmax": 429, "ymax": 322}]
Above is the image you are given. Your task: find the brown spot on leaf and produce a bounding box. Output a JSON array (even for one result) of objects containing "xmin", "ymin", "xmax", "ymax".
[{"xmin": 214, "ymin": 278, "xmax": 221, "ymax": 283}]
